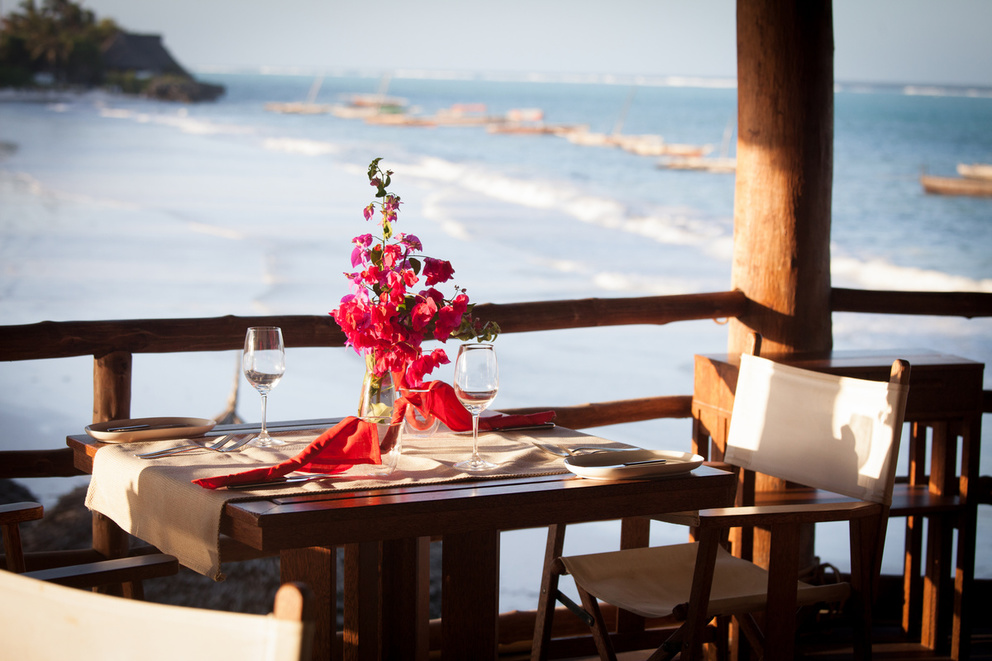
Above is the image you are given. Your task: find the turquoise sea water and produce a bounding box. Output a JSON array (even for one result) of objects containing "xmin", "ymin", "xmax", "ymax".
[{"xmin": 1, "ymin": 72, "xmax": 990, "ymax": 608}]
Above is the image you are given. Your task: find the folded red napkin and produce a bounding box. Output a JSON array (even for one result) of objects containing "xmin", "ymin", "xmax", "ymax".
[
  {"xmin": 193, "ymin": 381, "xmax": 555, "ymax": 490},
  {"xmin": 398, "ymin": 380, "xmax": 556, "ymax": 432},
  {"xmin": 192, "ymin": 417, "xmax": 381, "ymax": 489}
]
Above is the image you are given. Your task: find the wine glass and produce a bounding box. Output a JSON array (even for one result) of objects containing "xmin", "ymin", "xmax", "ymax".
[
  {"xmin": 243, "ymin": 326, "xmax": 286, "ymax": 448},
  {"xmin": 453, "ymin": 343, "xmax": 499, "ymax": 471}
]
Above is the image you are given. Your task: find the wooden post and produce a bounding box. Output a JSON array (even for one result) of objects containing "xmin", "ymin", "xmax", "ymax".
[
  {"xmin": 91, "ymin": 351, "xmax": 133, "ymax": 568},
  {"xmin": 730, "ymin": 0, "xmax": 834, "ymax": 355},
  {"xmin": 730, "ymin": 0, "xmax": 835, "ymax": 569},
  {"xmin": 93, "ymin": 350, "xmax": 132, "ymax": 422}
]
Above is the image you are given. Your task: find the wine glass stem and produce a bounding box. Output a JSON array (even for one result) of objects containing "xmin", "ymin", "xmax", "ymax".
[
  {"xmin": 471, "ymin": 412, "xmax": 481, "ymax": 459},
  {"xmin": 259, "ymin": 392, "xmax": 269, "ymax": 437}
]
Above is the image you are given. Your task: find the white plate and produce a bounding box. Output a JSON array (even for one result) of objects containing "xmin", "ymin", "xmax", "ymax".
[
  {"xmin": 564, "ymin": 449, "xmax": 704, "ymax": 480},
  {"xmin": 85, "ymin": 417, "xmax": 216, "ymax": 443}
]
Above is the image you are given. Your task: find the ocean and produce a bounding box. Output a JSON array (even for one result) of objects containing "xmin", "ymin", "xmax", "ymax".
[{"xmin": 1, "ymin": 71, "xmax": 990, "ymax": 611}]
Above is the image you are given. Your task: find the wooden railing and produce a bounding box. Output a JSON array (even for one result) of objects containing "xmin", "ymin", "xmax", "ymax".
[
  {"xmin": 2, "ymin": 287, "xmax": 989, "ymax": 482},
  {"xmin": 2, "ymin": 288, "xmax": 991, "ymax": 432}
]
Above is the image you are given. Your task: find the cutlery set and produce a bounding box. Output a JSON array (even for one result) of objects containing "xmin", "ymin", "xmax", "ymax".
[{"xmin": 136, "ymin": 434, "xmax": 253, "ymax": 459}]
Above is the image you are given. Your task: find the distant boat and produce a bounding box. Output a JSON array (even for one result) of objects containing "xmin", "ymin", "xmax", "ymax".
[
  {"xmin": 921, "ymin": 174, "xmax": 992, "ymax": 197},
  {"xmin": 957, "ymin": 163, "xmax": 992, "ymax": 181},
  {"xmin": 430, "ymin": 103, "xmax": 503, "ymax": 126},
  {"xmin": 329, "ymin": 73, "xmax": 409, "ymax": 119},
  {"xmin": 562, "ymin": 87, "xmax": 638, "ymax": 147},
  {"xmin": 486, "ymin": 108, "xmax": 584, "ymax": 135},
  {"xmin": 658, "ymin": 115, "xmax": 736, "ymax": 173},
  {"xmin": 660, "ymin": 155, "xmax": 737, "ymax": 173},
  {"xmin": 561, "ymin": 87, "xmax": 711, "ymax": 157},
  {"xmin": 264, "ymin": 75, "xmax": 335, "ymax": 114}
]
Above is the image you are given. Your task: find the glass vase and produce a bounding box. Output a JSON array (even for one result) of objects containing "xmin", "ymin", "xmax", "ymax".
[{"xmin": 357, "ymin": 358, "xmax": 402, "ymax": 474}]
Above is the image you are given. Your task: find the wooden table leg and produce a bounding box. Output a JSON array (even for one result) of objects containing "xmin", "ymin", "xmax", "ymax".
[
  {"xmin": 283, "ymin": 547, "xmax": 337, "ymax": 661},
  {"xmin": 343, "ymin": 538, "xmax": 430, "ymax": 661},
  {"xmin": 381, "ymin": 537, "xmax": 430, "ymax": 661},
  {"xmin": 91, "ymin": 511, "xmax": 129, "ymax": 596},
  {"xmin": 344, "ymin": 542, "xmax": 380, "ymax": 661},
  {"xmin": 442, "ymin": 529, "xmax": 500, "ymax": 660}
]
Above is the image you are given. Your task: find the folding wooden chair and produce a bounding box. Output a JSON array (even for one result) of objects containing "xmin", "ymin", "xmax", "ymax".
[
  {"xmin": 1, "ymin": 499, "xmax": 177, "ymax": 598},
  {"xmin": 533, "ymin": 349, "xmax": 910, "ymax": 661},
  {"xmin": 2, "ymin": 569, "xmax": 314, "ymax": 661}
]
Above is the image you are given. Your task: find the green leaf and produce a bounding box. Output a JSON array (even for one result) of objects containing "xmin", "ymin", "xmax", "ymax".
[
  {"xmin": 408, "ymin": 257, "xmax": 422, "ymax": 275},
  {"xmin": 368, "ymin": 157, "xmax": 382, "ymax": 180}
]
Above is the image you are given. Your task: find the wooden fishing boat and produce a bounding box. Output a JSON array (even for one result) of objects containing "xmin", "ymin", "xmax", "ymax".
[
  {"xmin": 659, "ymin": 155, "xmax": 737, "ymax": 172},
  {"xmin": 264, "ymin": 75, "xmax": 335, "ymax": 114},
  {"xmin": 921, "ymin": 173, "xmax": 992, "ymax": 197}
]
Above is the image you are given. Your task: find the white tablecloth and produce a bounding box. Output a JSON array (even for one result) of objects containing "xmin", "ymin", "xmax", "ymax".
[{"xmin": 85, "ymin": 425, "xmax": 629, "ymax": 579}]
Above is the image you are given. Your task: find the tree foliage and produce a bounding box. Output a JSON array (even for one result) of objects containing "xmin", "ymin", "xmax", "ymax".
[{"xmin": 1, "ymin": 0, "xmax": 119, "ymax": 86}]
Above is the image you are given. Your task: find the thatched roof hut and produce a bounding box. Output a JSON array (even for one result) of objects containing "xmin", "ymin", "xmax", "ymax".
[
  {"xmin": 101, "ymin": 32, "xmax": 189, "ymax": 78},
  {"xmin": 100, "ymin": 31, "xmax": 224, "ymax": 102}
]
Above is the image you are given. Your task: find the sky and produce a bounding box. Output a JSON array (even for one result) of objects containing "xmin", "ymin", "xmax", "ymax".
[{"xmin": 38, "ymin": 1, "xmax": 992, "ymax": 87}]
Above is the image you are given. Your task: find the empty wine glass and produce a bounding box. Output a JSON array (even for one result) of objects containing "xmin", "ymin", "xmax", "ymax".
[
  {"xmin": 243, "ymin": 326, "xmax": 285, "ymax": 448},
  {"xmin": 453, "ymin": 343, "xmax": 499, "ymax": 471}
]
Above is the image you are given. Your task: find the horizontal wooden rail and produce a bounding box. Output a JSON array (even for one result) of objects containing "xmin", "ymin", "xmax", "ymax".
[
  {"xmin": 832, "ymin": 288, "xmax": 992, "ymax": 318},
  {"xmin": 0, "ymin": 291, "xmax": 750, "ymax": 361},
  {"xmin": 502, "ymin": 396, "xmax": 693, "ymax": 430}
]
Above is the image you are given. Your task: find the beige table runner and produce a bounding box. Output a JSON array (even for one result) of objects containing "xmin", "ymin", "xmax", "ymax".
[{"xmin": 85, "ymin": 425, "xmax": 632, "ymax": 580}]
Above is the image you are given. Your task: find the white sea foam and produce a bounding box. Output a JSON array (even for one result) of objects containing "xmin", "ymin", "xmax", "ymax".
[
  {"xmin": 0, "ymin": 170, "xmax": 141, "ymax": 211},
  {"xmin": 262, "ymin": 137, "xmax": 339, "ymax": 156},
  {"xmin": 98, "ymin": 105, "xmax": 254, "ymax": 136},
  {"xmin": 832, "ymin": 255, "xmax": 992, "ymax": 293},
  {"xmin": 406, "ymin": 156, "xmax": 728, "ymax": 252}
]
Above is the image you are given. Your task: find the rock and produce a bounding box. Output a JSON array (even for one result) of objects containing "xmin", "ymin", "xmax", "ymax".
[{"xmin": 142, "ymin": 76, "xmax": 225, "ymax": 103}]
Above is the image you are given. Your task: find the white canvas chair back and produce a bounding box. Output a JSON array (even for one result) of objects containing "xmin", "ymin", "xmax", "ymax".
[
  {"xmin": 725, "ymin": 353, "xmax": 910, "ymax": 505},
  {"xmin": 0, "ymin": 569, "xmax": 313, "ymax": 661}
]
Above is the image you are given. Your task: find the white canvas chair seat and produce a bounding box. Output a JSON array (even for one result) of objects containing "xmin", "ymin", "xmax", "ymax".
[
  {"xmin": 561, "ymin": 542, "xmax": 851, "ymax": 621},
  {"xmin": 1, "ymin": 569, "xmax": 314, "ymax": 661}
]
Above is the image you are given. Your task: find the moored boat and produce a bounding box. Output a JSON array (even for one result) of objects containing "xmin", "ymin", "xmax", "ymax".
[{"xmin": 921, "ymin": 173, "xmax": 992, "ymax": 197}]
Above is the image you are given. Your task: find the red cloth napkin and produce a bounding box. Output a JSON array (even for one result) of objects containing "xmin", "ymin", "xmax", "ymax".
[
  {"xmin": 192, "ymin": 417, "xmax": 381, "ymax": 489},
  {"xmin": 193, "ymin": 381, "xmax": 555, "ymax": 490},
  {"xmin": 398, "ymin": 380, "xmax": 556, "ymax": 432}
]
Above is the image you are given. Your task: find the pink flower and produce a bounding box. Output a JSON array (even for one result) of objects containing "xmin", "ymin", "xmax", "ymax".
[
  {"xmin": 400, "ymin": 234, "xmax": 422, "ymax": 251},
  {"xmin": 423, "ymin": 258, "xmax": 455, "ymax": 286}
]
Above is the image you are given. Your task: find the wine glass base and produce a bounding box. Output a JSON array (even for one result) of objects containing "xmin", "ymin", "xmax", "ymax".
[
  {"xmin": 455, "ymin": 457, "xmax": 498, "ymax": 472},
  {"xmin": 247, "ymin": 433, "xmax": 286, "ymax": 448}
]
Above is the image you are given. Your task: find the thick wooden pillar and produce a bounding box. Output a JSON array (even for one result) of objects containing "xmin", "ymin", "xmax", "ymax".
[
  {"xmin": 730, "ymin": 0, "xmax": 835, "ymax": 569},
  {"xmin": 729, "ymin": 0, "xmax": 834, "ymax": 355}
]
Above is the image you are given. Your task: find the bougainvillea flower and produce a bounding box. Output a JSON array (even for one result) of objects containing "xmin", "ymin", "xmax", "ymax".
[
  {"xmin": 331, "ymin": 159, "xmax": 498, "ymax": 381},
  {"xmin": 423, "ymin": 257, "xmax": 455, "ymax": 285}
]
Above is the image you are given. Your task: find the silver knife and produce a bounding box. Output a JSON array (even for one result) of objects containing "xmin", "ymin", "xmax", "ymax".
[
  {"xmin": 225, "ymin": 474, "xmax": 335, "ymax": 490},
  {"xmin": 495, "ymin": 422, "xmax": 556, "ymax": 432}
]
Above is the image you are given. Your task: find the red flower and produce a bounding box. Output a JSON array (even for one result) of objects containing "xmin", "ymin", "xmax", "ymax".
[
  {"xmin": 331, "ymin": 159, "xmax": 496, "ymax": 382},
  {"xmin": 423, "ymin": 257, "xmax": 455, "ymax": 285}
]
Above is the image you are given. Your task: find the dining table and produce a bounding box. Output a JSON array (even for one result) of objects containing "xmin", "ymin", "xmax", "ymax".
[{"xmin": 68, "ymin": 417, "xmax": 737, "ymax": 661}]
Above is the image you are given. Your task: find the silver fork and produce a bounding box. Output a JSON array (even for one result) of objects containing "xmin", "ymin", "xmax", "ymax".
[
  {"xmin": 136, "ymin": 434, "xmax": 237, "ymax": 459},
  {"xmin": 214, "ymin": 434, "xmax": 255, "ymax": 453}
]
